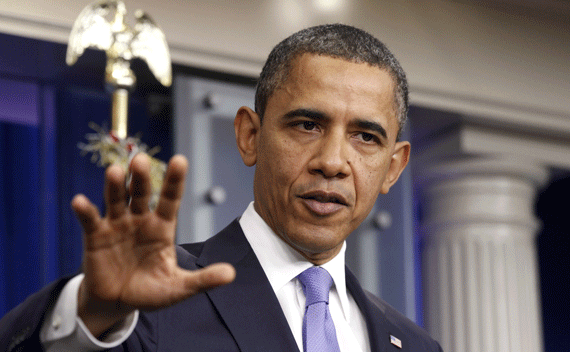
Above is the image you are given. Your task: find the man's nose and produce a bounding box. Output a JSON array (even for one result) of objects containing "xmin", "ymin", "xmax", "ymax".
[{"xmin": 309, "ymin": 133, "xmax": 351, "ymax": 178}]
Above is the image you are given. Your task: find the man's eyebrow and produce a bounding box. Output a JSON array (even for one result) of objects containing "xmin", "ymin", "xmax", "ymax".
[
  {"xmin": 282, "ymin": 109, "xmax": 388, "ymax": 139},
  {"xmin": 282, "ymin": 108, "xmax": 329, "ymax": 121},
  {"xmin": 353, "ymin": 119, "xmax": 388, "ymax": 139}
]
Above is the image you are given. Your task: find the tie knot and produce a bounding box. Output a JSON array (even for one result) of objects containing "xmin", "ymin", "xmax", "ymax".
[{"xmin": 298, "ymin": 267, "xmax": 334, "ymax": 306}]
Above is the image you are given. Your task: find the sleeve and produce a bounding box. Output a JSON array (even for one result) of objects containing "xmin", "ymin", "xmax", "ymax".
[{"xmin": 40, "ymin": 274, "xmax": 139, "ymax": 351}]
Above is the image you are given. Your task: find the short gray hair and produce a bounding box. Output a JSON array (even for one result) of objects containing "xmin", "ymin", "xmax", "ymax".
[{"xmin": 255, "ymin": 23, "xmax": 408, "ymax": 140}]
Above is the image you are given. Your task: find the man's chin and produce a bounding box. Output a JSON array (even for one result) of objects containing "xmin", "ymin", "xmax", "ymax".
[{"xmin": 281, "ymin": 227, "xmax": 346, "ymax": 259}]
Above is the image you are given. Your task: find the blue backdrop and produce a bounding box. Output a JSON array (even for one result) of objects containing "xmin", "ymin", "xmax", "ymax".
[
  {"xmin": 0, "ymin": 32, "xmax": 169, "ymax": 318},
  {"xmin": 0, "ymin": 121, "xmax": 43, "ymax": 315}
]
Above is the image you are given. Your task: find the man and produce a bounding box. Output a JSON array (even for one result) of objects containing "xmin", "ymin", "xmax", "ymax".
[{"xmin": 0, "ymin": 24, "xmax": 442, "ymax": 351}]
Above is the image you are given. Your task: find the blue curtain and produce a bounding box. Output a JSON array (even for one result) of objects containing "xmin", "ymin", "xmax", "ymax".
[
  {"xmin": 0, "ymin": 79, "xmax": 61, "ymax": 317},
  {"xmin": 0, "ymin": 122, "xmax": 43, "ymax": 315},
  {"xmin": 0, "ymin": 33, "xmax": 64, "ymax": 318}
]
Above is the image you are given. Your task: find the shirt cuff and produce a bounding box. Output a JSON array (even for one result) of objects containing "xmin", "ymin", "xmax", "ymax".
[{"xmin": 40, "ymin": 273, "xmax": 139, "ymax": 351}]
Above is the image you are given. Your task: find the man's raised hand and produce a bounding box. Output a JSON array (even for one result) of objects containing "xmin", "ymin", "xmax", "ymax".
[{"xmin": 71, "ymin": 154, "xmax": 235, "ymax": 338}]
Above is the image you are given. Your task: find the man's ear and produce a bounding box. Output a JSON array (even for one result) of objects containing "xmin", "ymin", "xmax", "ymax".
[
  {"xmin": 380, "ymin": 141, "xmax": 411, "ymax": 194},
  {"xmin": 234, "ymin": 106, "xmax": 260, "ymax": 167}
]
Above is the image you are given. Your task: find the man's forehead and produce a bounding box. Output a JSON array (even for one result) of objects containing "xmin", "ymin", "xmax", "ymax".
[
  {"xmin": 283, "ymin": 54, "xmax": 396, "ymax": 103},
  {"xmin": 276, "ymin": 53, "xmax": 395, "ymax": 96},
  {"xmin": 288, "ymin": 53, "xmax": 389, "ymax": 76}
]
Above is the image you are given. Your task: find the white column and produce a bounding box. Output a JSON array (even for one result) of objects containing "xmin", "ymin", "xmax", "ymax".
[{"xmin": 420, "ymin": 156, "xmax": 548, "ymax": 352}]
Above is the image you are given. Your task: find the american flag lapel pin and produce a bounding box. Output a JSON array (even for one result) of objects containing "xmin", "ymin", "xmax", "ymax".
[{"xmin": 390, "ymin": 335, "xmax": 402, "ymax": 349}]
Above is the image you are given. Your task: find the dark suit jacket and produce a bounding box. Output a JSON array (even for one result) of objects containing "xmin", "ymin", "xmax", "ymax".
[{"xmin": 0, "ymin": 219, "xmax": 442, "ymax": 352}]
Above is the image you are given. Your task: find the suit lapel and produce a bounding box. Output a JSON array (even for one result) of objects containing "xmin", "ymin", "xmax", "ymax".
[
  {"xmin": 195, "ymin": 220, "xmax": 300, "ymax": 352},
  {"xmin": 346, "ymin": 267, "xmax": 410, "ymax": 352}
]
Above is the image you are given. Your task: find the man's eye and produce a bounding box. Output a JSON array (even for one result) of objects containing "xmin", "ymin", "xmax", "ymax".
[
  {"xmin": 359, "ymin": 132, "xmax": 376, "ymax": 142},
  {"xmin": 301, "ymin": 121, "xmax": 317, "ymax": 130}
]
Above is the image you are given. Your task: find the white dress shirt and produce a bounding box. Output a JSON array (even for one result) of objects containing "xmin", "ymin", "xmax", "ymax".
[
  {"xmin": 41, "ymin": 202, "xmax": 370, "ymax": 351},
  {"xmin": 239, "ymin": 202, "xmax": 370, "ymax": 352}
]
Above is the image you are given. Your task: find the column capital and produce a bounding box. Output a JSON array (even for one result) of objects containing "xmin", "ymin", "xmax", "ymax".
[
  {"xmin": 418, "ymin": 155, "xmax": 548, "ymax": 240},
  {"xmin": 410, "ymin": 107, "xmax": 570, "ymax": 172},
  {"xmin": 417, "ymin": 155, "xmax": 549, "ymax": 190}
]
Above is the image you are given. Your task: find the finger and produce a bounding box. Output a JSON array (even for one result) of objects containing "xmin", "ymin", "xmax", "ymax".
[
  {"xmin": 178, "ymin": 263, "xmax": 236, "ymax": 297},
  {"xmin": 129, "ymin": 153, "xmax": 152, "ymax": 214},
  {"xmin": 104, "ymin": 164, "xmax": 128, "ymax": 219},
  {"xmin": 155, "ymin": 155, "xmax": 188, "ymax": 220},
  {"xmin": 72, "ymin": 194, "xmax": 102, "ymax": 235}
]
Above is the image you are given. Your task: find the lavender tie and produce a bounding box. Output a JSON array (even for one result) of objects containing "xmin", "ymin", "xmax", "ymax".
[{"xmin": 297, "ymin": 267, "xmax": 341, "ymax": 352}]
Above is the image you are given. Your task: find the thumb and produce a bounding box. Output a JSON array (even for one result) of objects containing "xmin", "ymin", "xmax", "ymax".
[{"xmin": 179, "ymin": 263, "xmax": 236, "ymax": 297}]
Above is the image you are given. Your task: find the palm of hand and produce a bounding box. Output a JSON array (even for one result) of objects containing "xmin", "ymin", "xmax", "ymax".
[
  {"xmin": 82, "ymin": 206, "xmax": 183, "ymax": 309},
  {"xmin": 72, "ymin": 154, "xmax": 235, "ymax": 335}
]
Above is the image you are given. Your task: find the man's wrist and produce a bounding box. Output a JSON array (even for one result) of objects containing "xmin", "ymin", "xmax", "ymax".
[
  {"xmin": 76, "ymin": 308, "xmax": 139, "ymax": 349},
  {"xmin": 40, "ymin": 274, "xmax": 140, "ymax": 351},
  {"xmin": 77, "ymin": 279, "xmax": 136, "ymax": 339}
]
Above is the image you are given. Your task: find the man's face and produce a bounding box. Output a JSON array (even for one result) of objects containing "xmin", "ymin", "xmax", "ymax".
[{"xmin": 238, "ymin": 54, "xmax": 410, "ymax": 264}]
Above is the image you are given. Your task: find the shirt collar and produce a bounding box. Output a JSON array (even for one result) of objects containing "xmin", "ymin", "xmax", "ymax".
[{"xmin": 239, "ymin": 202, "xmax": 352, "ymax": 320}]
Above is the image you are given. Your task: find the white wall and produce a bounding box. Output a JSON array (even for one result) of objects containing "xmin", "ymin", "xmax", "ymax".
[{"xmin": 1, "ymin": 0, "xmax": 569, "ymax": 125}]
